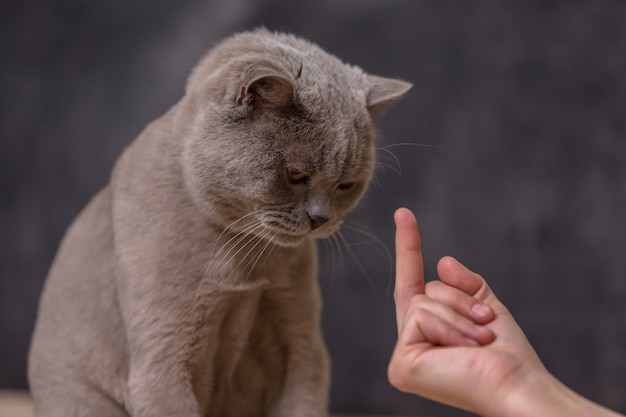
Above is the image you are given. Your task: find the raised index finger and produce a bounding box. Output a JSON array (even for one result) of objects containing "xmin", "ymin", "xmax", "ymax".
[{"xmin": 394, "ymin": 208, "xmax": 425, "ymax": 332}]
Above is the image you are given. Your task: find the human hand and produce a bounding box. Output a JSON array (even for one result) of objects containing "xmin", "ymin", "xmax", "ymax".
[{"xmin": 388, "ymin": 208, "xmax": 544, "ymax": 416}]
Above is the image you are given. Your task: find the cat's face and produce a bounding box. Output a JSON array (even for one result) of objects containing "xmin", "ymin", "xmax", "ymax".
[
  {"xmin": 179, "ymin": 30, "xmax": 410, "ymax": 247},
  {"xmin": 229, "ymin": 105, "xmax": 375, "ymax": 247}
]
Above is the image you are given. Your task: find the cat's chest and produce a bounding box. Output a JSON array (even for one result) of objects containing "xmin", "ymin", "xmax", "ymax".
[
  {"xmin": 200, "ymin": 282, "xmax": 305, "ymax": 415},
  {"xmin": 193, "ymin": 239, "xmax": 318, "ymax": 415}
]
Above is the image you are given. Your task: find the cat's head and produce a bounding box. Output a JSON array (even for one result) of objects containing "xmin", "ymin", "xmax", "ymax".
[{"xmin": 178, "ymin": 29, "xmax": 411, "ymax": 247}]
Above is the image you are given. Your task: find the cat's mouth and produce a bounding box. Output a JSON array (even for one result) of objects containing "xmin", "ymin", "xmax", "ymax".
[{"xmin": 252, "ymin": 210, "xmax": 341, "ymax": 247}]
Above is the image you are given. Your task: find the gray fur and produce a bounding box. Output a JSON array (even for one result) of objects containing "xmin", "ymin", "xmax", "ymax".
[{"xmin": 28, "ymin": 29, "xmax": 411, "ymax": 417}]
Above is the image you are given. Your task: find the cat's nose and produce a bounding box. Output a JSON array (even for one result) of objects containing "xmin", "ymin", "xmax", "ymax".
[{"xmin": 308, "ymin": 214, "xmax": 328, "ymax": 230}]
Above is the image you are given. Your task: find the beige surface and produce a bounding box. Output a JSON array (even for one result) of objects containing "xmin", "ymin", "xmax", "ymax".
[
  {"xmin": 0, "ymin": 391, "xmax": 422, "ymax": 417},
  {"xmin": 0, "ymin": 391, "xmax": 33, "ymax": 417}
]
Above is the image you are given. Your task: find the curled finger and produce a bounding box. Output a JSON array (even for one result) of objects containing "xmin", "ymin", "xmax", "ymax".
[
  {"xmin": 401, "ymin": 296, "xmax": 495, "ymax": 347},
  {"xmin": 425, "ymin": 280, "xmax": 495, "ymax": 325}
]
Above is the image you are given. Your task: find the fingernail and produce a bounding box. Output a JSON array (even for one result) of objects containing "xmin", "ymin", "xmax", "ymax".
[{"xmin": 471, "ymin": 303, "xmax": 491, "ymax": 318}]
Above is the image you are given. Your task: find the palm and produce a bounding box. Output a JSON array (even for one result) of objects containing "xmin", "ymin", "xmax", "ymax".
[{"xmin": 398, "ymin": 300, "xmax": 544, "ymax": 413}]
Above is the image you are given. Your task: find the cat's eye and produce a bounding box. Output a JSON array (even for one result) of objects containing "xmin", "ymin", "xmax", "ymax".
[
  {"xmin": 337, "ymin": 182, "xmax": 355, "ymax": 191},
  {"xmin": 286, "ymin": 168, "xmax": 308, "ymax": 184}
]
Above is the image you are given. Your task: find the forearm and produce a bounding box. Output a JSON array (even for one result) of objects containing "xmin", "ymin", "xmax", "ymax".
[{"xmin": 491, "ymin": 366, "xmax": 624, "ymax": 417}]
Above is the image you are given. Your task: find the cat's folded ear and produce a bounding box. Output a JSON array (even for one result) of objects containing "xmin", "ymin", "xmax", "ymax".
[
  {"xmin": 237, "ymin": 74, "xmax": 296, "ymax": 114},
  {"xmin": 365, "ymin": 75, "xmax": 412, "ymax": 117}
]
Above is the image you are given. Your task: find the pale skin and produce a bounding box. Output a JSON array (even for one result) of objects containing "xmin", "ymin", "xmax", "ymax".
[{"xmin": 388, "ymin": 207, "xmax": 624, "ymax": 417}]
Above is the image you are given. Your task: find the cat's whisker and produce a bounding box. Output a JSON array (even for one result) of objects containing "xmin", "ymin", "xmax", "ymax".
[
  {"xmin": 327, "ymin": 232, "xmax": 345, "ymax": 288},
  {"xmin": 376, "ymin": 147, "xmax": 402, "ymax": 172},
  {"xmin": 341, "ymin": 222, "xmax": 394, "ymax": 295},
  {"xmin": 333, "ymin": 232, "xmax": 345, "ymax": 268},
  {"xmin": 242, "ymin": 230, "xmax": 276, "ymax": 283},
  {"xmin": 374, "ymin": 161, "xmax": 403, "ymax": 179},
  {"xmin": 318, "ymin": 239, "xmax": 331, "ymax": 285},
  {"xmin": 233, "ymin": 228, "xmax": 270, "ymax": 276},
  {"xmin": 335, "ymin": 229, "xmax": 376, "ymax": 294},
  {"xmin": 211, "ymin": 210, "xmax": 265, "ymax": 258},
  {"xmin": 215, "ymin": 223, "xmax": 267, "ymax": 277},
  {"xmin": 374, "ymin": 146, "xmax": 404, "ymax": 180},
  {"xmin": 374, "ymin": 142, "xmax": 446, "ymax": 182},
  {"xmin": 369, "ymin": 172, "xmax": 381, "ymax": 188},
  {"xmin": 381, "ymin": 142, "xmax": 447, "ymax": 152},
  {"xmin": 195, "ymin": 219, "xmax": 266, "ymax": 305},
  {"xmin": 210, "ymin": 217, "xmax": 266, "ymax": 274},
  {"xmin": 337, "ymin": 232, "xmax": 377, "ymax": 248}
]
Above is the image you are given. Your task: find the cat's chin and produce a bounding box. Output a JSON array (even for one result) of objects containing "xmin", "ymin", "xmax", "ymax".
[
  {"xmin": 269, "ymin": 228, "xmax": 337, "ymax": 247},
  {"xmin": 269, "ymin": 233, "xmax": 309, "ymax": 247}
]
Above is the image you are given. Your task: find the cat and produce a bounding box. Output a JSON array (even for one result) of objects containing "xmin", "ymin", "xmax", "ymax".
[{"xmin": 28, "ymin": 28, "xmax": 411, "ymax": 417}]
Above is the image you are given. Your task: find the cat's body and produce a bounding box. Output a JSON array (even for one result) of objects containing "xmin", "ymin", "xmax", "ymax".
[{"xmin": 28, "ymin": 29, "xmax": 410, "ymax": 417}]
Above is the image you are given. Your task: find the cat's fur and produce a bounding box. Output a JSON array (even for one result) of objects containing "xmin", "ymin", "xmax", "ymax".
[{"xmin": 28, "ymin": 29, "xmax": 411, "ymax": 417}]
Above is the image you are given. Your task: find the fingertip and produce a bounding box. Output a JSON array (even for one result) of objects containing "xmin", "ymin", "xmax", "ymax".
[
  {"xmin": 393, "ymin": 207, "xmax": 405, "ymax": 222},
  {"xmin": 474, "ymin": 324, "xmax": 497, "ymax": 346},
  {"xmin": 470, "ymin": 302, "xmax": 495, "ymax": 324},
  {"xmin": 394, "ymin": 207, "xmax": 406, "ymax": 219},
  {"xmin": 437, "ymin": 256, "xmax": 465, "ymax": 273},
  {"xmin": 394, "ymin": 208, "xmax": 420, "ymax": 253},
  {"xmin": 394, "ymin": 207, "xmax": 416, "ymax": 227},
  {"xmin": 437, "ymin": 256, "xmax": 485, "ymax": 297}
]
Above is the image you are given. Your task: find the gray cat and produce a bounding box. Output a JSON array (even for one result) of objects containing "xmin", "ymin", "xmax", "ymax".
[{"xmin": 28, "ymin": 29, "xmax": 411, "ymax": 417}]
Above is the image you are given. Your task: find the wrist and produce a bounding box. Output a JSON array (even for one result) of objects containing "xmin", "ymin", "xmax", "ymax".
[{"xmin": 494, "ymin": 365, "xmax": 622, "ymax": 417}]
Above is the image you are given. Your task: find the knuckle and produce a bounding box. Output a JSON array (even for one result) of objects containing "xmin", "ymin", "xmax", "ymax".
[
  {"xmin": 387, "ymin": 357, "xmax": 411, "ymax": 392},
  {"xmin": 425, "ymin": 280, "xmax": 444, "ymax": 295},
  {"xmin": 407, "ymin": 294, "xmax": 428, "ymax": 311}
]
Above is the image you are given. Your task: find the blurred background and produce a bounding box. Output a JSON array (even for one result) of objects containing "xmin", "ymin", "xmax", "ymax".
[{"xmin": 2, "ymin": 1, "xmax": 626, "ymax": 416}]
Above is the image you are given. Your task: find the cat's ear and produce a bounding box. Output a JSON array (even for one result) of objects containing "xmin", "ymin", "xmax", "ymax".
[
  {"xmin": 237, "ymin": 75, "xmax": 295, "ymax": 112},
  {"xmin": 365, "ymin": 75, "xmax": 412, "ymax": 117}
]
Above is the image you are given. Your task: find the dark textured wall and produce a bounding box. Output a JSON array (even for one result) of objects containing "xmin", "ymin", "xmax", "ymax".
[{"xmin": 2, "ymin": 1, "xmax": 626, "ymax": 416}]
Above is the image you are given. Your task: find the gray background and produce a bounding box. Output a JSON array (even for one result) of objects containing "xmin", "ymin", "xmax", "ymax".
[{"xmin": 2, "ymin": 1, "xmax": 626, "ymax": 416}]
